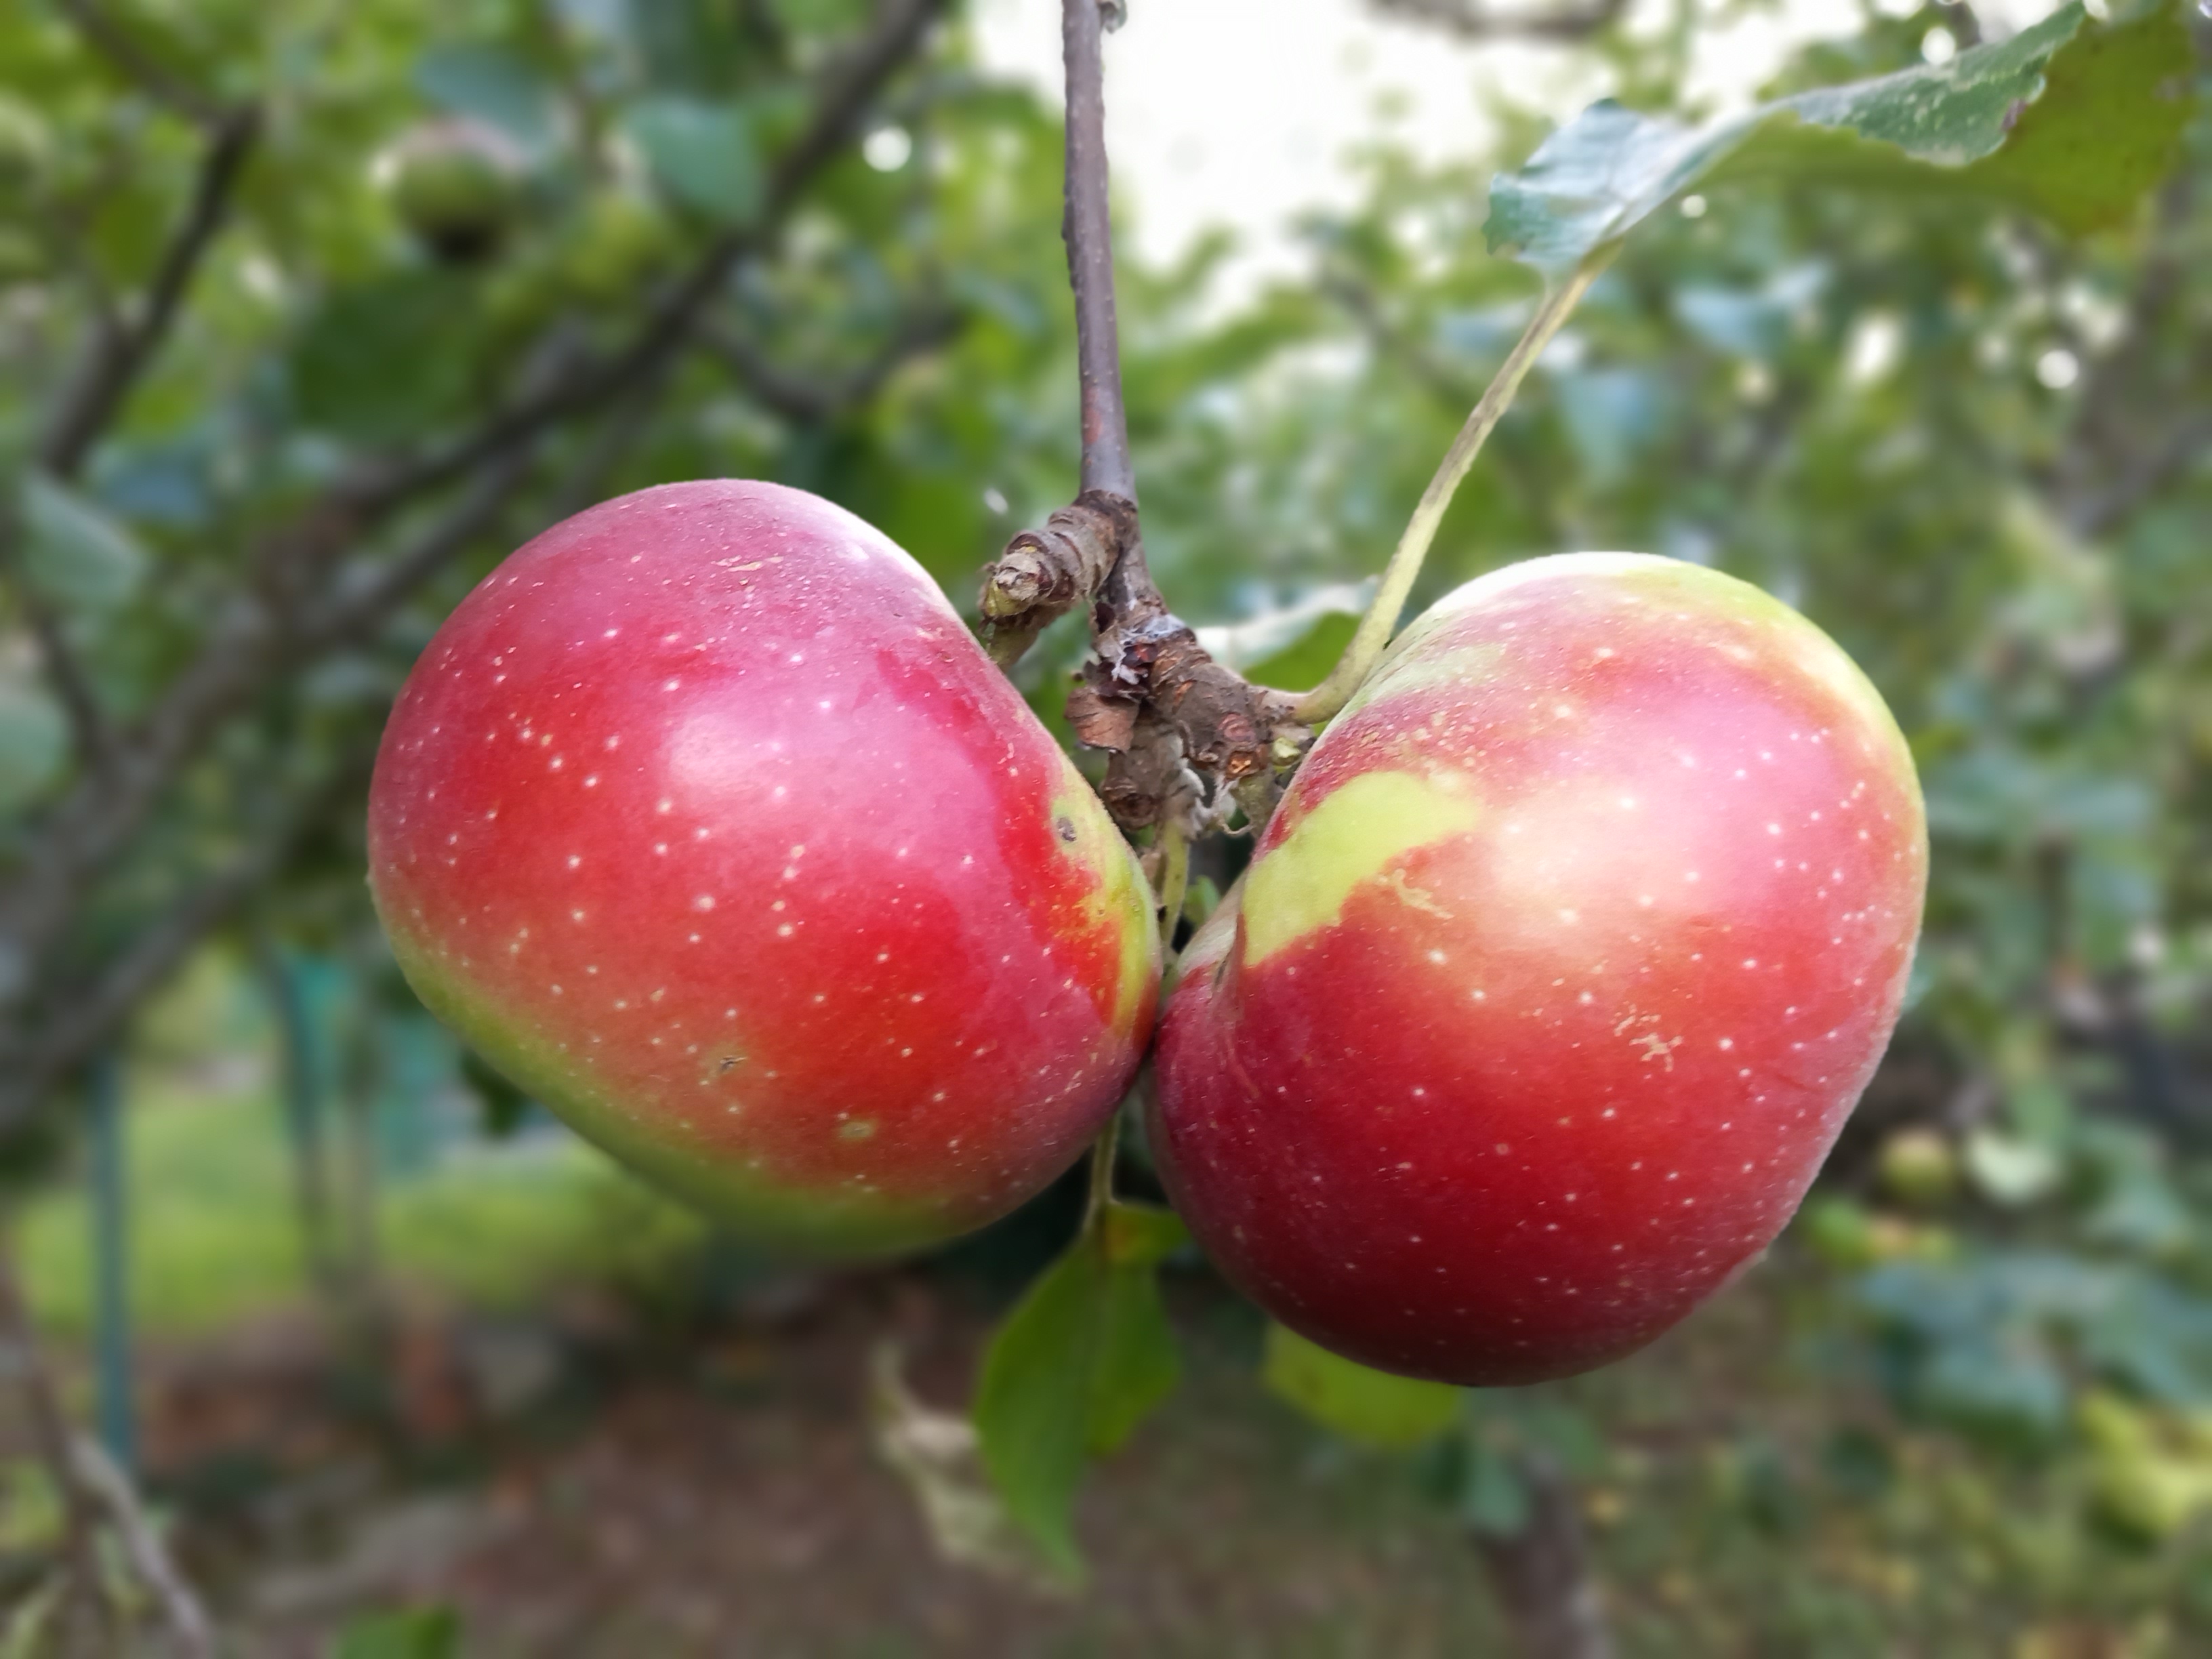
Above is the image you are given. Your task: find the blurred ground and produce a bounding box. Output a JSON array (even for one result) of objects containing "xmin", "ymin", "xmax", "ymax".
[{"xmin": 2, "ymin": 1058, "xmax": 2203, "ymax": 1658}]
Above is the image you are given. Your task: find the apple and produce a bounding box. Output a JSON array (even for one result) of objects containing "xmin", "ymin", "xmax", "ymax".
[
  {"xmin": 1150, "ymin": 553, "xmax": 1927, "ymax": 1385},
  {"xmin": 1875, "ymin": 1125, "xmax": 1959, "ymax": 1208},
  {"xmin": 388, "ymin": 119, "xmax": 522, "ymax": 265},
  {"xmin": 368, "ymin": 480, "xmax": 1159, "ymax": 1255}
]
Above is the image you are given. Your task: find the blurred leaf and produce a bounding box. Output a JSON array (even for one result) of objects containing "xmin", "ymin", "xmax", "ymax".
[
  {"xmin": 291, "ymin": 272, "xmax": 480, "ymax": 443},
  {"xmin": 415, "ymin": 43, "xmax": 559, "ymax": 151},
  {"xmin": 0, "ymin": 681, "xmax": 66, "ymax": 813},
  {"xmin": 459, "ymin": 1048, "xmax": 532, "ymax": 1139},
  {"xmin": 1244, "ymin": 611, "xmax": 1360, "ymax": 693},
  {"xmin": 624, "ymin": 95, "xmax": 762, "ymax": 224},
  {"xmin": 1486, "ymin": 2, "xmax": 2187, "ymax": 279},
  {"xmin": 1558, "ymin": 367, "xmax": 1668, "ymax": 487},
  {"xmin": 20, "ymin": 473, "xmax": 146, "ymax": 610},
  {"xmin": 332, "ymin": 1605, "xmax": 460, "ymax": 1659},
  {"xmin": 1919, "ymin": 1332, "xmax": 2070, "ymax": 1443},
  {"xmin": 1263, "ymin": 1322, "xmax": 1460, "ymax": 1450},
  {"xmin": 1459, "ymin": 1440, "xmax": 1530, "ymax": 1537},
  {"xmin": 973, "ymin": 1203, "xmax": 1186, "ymax": 1577},
  {"xmin": 1195, "ymin": 580, "xmax": 1374, "ymax": 687}
]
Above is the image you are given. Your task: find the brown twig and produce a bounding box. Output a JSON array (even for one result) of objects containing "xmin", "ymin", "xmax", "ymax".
[
  {"xmin": 979, "ymin": 1, "xmax": 1300, "ymax": 831},
  {"xmin": 1063, "ymin": 0, "xmax": 1134, "ymax": 503}
]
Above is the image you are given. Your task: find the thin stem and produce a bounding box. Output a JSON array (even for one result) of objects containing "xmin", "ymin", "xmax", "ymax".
[
  {"xmin": 1155, "ymin": 822, "xmax": 1190, "ymax": 954},
  {"xmin": 1084, "ymin": 1111, "xmax": 1122, "ymax": 1231},
  {"xmin": 1292, "ymin": 256, "xmax": 1608, "ymax": 725},
  {"xmin": 1061, "ymin": 0, "xmax": 1133, "ymax": 502}
]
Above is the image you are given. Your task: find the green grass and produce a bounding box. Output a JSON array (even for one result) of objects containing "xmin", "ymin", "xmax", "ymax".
[{"xmin": 15, "ymin": 1075, "xmax": 712, "ymax": 1339}]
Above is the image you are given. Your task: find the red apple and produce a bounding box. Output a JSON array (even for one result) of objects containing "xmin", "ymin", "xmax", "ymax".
[
  {"xmin": 369, "ymin": 480, "xmax": 1158, "ymax": 1256},
  {"xmin": 1150, "ymin": 554, "xmax": 1927, "ymax": 1384}
]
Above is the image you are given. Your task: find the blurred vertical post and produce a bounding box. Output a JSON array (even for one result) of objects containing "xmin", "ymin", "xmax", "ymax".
[
  {"xmin": 255, "ymin": 936, "xmax": 340, "ymax": 1292},
  {"xmin": 86, "ymin": 1046, "xmax": 136, "ymax": 1475}
]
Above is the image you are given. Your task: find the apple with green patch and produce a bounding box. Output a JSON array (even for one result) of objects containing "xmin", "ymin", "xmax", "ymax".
[
  {"xmin": 1151, "ymin": 554, "xmax": 1927, "ymax": 1384},
  {"xmin": 369, "ymin": 480, "xmax": 1159, "ymax": 1256}
]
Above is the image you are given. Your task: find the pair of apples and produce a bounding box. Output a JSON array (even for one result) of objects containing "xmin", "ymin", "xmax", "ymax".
[{"xmin": 367, "ymin": 480, "xmax": 1927, "ymax": 1386}]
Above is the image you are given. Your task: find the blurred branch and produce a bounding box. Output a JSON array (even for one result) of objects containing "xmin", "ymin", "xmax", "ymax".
[
  {"xmin": 0, "ymin": 511, "xmax": 113, "ymax": 765},
  {"xmin": 1368, "ymin": 0, "xmax": 1627, "ymax": 41},
  {"xmin": 6, "ymin": 98, "xmax": 253, "ymax": 768},
  {"xmin": 1322, "ymin": 269, "xmax": 1479, "ymax": 405},
  {"xmin": 2069, "ymin": 409, "xmax": 2212, "ymax": 541},
  {"xmin": 58, "ymin": 0, "xmax": 230, "ymax": 129},
  {"xmin": 0, "ymin": 754, "xmax": 373, "ymax": 1127},
  {"xmin": 2052, "ymin": 152, "xmax": 2205, "ymax": 537},
  {"xmin": 344, "ymin": 0, "xmax": 947, "ymax": 516},
  {"xmin": 0, "ymin": 0, "xmax": 949, "ymax": 1127},
  {"xmin": 703, "ymin": 301, "xmax": 964, "ymax": 424},
  {"xmin": 71, "ymin": 1435, "xmax": 217, "ymax": 1659},
  {"xmin": 1475, "ymin": 1454, "xmax": 1613, "ymax": 1659},
  {"xmin": 38, "ymin": 105, "xmax": 260, "ymax": 480},
  {"xmin": 0, "ymin": 1244, "xmax": 112, "ymax": 1655}
]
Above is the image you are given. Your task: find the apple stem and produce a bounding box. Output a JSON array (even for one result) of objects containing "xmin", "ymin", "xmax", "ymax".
[
  {"xmin": 1084, "ymin": 1111, "xmax": 1122, "ymax": 1229},
  {"xmin": 1155, "ymin": 821, "xmax": 1191, "ymax": 954},
  {"xmin": 1291, "ymin": 253, "xmax": 1612, "ymax": 726}
]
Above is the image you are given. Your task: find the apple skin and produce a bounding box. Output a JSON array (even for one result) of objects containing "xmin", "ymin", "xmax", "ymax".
[
  {"xmin": 368, "ymin": 480, "xmax": 1158, "ymax": 1256},
  {"xmin": 1150, "ymin": 554, "xmax": 1927, "ymax": 1385}
]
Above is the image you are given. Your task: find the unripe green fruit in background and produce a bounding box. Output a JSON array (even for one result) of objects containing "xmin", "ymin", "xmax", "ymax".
[
  {"xmin": 388, "ymin": 120, "xmax": 522, "ymax": 266},
  {"xmin": 1877, "ymin": 1126, "xmax": 1959, "ymax": 1208}
]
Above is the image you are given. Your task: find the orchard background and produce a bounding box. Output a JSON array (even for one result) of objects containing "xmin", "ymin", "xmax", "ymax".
[{"xmin": 0, "ymin": 0, "xmax": 2209, "ymax": 1653}]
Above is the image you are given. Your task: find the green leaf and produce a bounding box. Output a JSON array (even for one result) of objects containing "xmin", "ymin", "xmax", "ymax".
[
  {"xmin": 332, "ymin": 1605, "xmax": 461, "ymax": 1659},
  {"xmin": 1262, "ymin": 1322, "xmax": 1461, "ymax": 1450},
  {"xmin": 1085, "ymin": 1244, "xmax": 1180, "ymax": 1457},
  {"xmin": 972, "ymin": 1204, "xmax": 1187, "ymax": 1576},
  {"xmin": 1486, "ymin": 2, "xmax": 2190, "ymax": 279},
  {"xmin": 20, "ymin": 473, "xmax": 146, "ymax": 611},
  {"xmin": 415, "ymin": 43, "xmax": 560, "ymax": 152},
  {"xmin": 1246, "ymin": 611, "xmax": 1360, "ymax": 692},
  {"xmin": 1099, "ymin": 1198, "xmax": 1189, "ymax": 1268},
  {"xmin": 0, "ymin": 680, "xmax": 67, "ymax": 813},
  {"xmin": 625, "ymin": 96, "xmax": 763, "ymax": 225}
]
